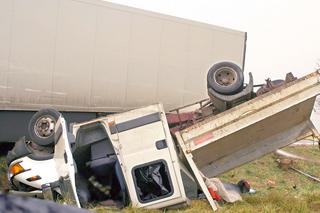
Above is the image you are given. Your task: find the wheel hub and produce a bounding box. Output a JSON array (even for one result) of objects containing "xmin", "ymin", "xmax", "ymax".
[
  {"xmin": 214, "ymin": 67, "xmax": 237, "ymax": 86},
  {"xmin": 34, "ymin": 116, "xmax": 56, "ymax": 138}
]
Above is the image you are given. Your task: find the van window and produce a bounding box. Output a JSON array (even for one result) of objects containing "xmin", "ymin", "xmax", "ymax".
[{"xmin": 133, "ymin": 160, "xmax": 173, "ymax": 203}]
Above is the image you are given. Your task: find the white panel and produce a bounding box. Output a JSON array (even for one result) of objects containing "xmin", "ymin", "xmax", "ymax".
[
  {"xmin": 53, "ymin": 0, "xmax": 96, "ymax": 107},
  {"xmin": 0, "ymin": 0, "xmax": 246, "ymax": 112},
  {"xmin": 91, "ymin": 7, "xmax": 131, "ymax": 110},
  {"xmin": 158, "ymin": 21, "xmax": 188, "ymax": 110},
  {"xmin": 212, "ymin": 30, "xmax": 245, "ymax": 66},
  {"xmin": 125, "ymin": 14, "xmax": 162, "ymax": 108},
  {"xmin": 118, "ymin": 121, "xmax": 182, "ymax": 207},
  {"xmin": 0, "ymin": 0, "xmax": 12, "ymax": 104},
  {"xmin": 183, "ymin": 26, "xmax": 214, "ymax": 104},
  {"xmin": 7, "ymin": 0, "xmax": 58, "ymax": 106}
]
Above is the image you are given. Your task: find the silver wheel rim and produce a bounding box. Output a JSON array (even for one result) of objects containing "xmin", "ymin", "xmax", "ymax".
[
  {"xmin": 34, "ymin": 115, "xmax": 56, "ymax": 138},
  {"xmin": 214, "ymin": 67, "xmax": 238, "ymax": 87}
]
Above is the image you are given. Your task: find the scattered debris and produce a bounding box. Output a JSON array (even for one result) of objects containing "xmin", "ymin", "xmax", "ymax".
[
  {"xmin": 203, "ymin": 177, "xmax": 255, "ymax": 204},
  {"xmin": 266, "ymin": 180, "xmax": 276, "ymax": 188},
  {"xmin": 207, "ymin": 178, "xmax": 242, "ymax": 203},
  {"xmin": 275, "ymin": 149, "xmax": 320, "ymax": 164},
  {"xmin": 275, "ymin": 150, "xmax": 320, "ymax": 184},
  {"xmin": 256, "ymin": 72, "xmax": 297, "ymax": 96},
  {"xmin": 289, "ymin": 167, "xmax": 320, "ymax": 183},
  {"xmin": 238, "ymin": 180, "xmax": 256, "ymax": 194},
  {"xmin": 278, "ymin": 158, "xmax": 293, "ymax": 171}
]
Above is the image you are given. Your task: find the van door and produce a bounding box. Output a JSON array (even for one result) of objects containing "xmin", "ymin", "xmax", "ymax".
[
  {"xmin": 53, "ymin": 116, "xmax": 80, "ymax": 207},
  {"xmin": 107, "ymin": 104, "xmax": 187, "ymax": 208}
]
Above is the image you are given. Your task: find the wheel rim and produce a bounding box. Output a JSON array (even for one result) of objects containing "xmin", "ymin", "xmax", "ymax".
[
  {"xmin": 214, "ymin": 67, "xmax": 238, "ymax": 87},
  {"xmin": 34, "ymin": 115, "xmax": 56, "ymax": 138}
]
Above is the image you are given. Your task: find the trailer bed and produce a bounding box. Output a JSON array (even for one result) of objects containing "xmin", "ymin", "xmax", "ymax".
[{"xmin": 176, "ymin": 71, "xmax": 320, "ymax": 178}]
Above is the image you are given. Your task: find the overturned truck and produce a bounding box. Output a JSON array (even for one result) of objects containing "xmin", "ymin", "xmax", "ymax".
[{"xmin": 7, "ymin": 68, "xmax": 320, "ymax": 211}]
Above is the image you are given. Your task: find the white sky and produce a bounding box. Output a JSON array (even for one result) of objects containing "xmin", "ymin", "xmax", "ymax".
[{"xmin": 107, "ymin": 0, "xmax": 320, "ymax": 84}]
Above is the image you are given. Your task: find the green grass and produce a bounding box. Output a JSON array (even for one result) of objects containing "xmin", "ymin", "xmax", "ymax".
[
  {"xmin": 215, "ymin": 146, "xmax": 320, "ymax": 213},
  {"xmin": 93, "ymin": 146, "xmax": 320, "ymax": 213},
  {"xmin": 0, "ymin": 157, "xmax": 8, "ymax": 191},
  {"xmin": 2, "ymin": 146, "xmax": 320, "ymax": 212}
]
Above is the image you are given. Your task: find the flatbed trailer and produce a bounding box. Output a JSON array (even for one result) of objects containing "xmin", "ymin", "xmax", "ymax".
[{"xmin": 176, "ymin": 70, "xmax": 320, "ymax": 210}]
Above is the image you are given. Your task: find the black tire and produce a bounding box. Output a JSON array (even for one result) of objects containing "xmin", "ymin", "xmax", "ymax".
[
  {"xmin": 28, "ymin": 108, "xmax": 61, "ymax": 147},
  {"xmin": 207, "ymin": 61, "xmax": 244, "ymax": 95}
]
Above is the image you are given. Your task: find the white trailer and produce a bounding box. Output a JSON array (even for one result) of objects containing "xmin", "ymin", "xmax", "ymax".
[{"xmin": 0, "ymin": 0, "xmax": 246, "ymax": 142}]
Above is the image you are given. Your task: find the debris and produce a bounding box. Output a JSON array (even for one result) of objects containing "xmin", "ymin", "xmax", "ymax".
[
  {"xmin": 289, "ymin": 166, "xmax": 320, "ymax": 183},
  {"xmin": 256, "ymin": 72, "xmax": 297, "ymax": 96},
  {"xmin": 207, "ymin": 178, "xmax": 256, "ymax": 203},
  {"xmin": 267, "ymin": 179, "xmax": 276, "ymax": 188},
  {"xmin": 248, "ymin": 188, "xmax": 257, "ymax": 194},
  {"xmin": 88, "ymin": 176, "xmax": 111, "ymax": 195},
  {"xmin": 204, "ymin": 178, "xmax": 222, "ymax": 201},
  {"xmin": 208, "ymin": 178, "xmax": 242, "ymax": 203},
  {"xmin": 275, "ymin": 154, "xmax": 320, "ymax": 184},
  {"xmin": 278, "ymin": 158, "xmax": 293, "ymax": 171},
  {"xmin": 275, "ymin": 149, "xmax": 320, "ymax": 164},
  {"xmin": 237, "ymin": 180, "xmax": 251, "ymax": 193}
]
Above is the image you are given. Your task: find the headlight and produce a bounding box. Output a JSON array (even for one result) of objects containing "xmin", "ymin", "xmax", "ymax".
[{"xmin": 9, "ymin": 162, "xmax": 26, "ymax": 178}]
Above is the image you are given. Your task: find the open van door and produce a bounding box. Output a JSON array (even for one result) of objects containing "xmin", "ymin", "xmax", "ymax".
[{"xmin": 53, "ymin": 116, "xmax": 80, "ymax": 207}]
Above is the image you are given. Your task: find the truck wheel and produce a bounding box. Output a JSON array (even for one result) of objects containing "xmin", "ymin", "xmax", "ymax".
[
  {"xmin": 207, "ymin": 61, "xmax": 244, "ymax": 95},
  {"xmin": 28, "ymin": 108, "xmax": 61, "ymax": 147}
]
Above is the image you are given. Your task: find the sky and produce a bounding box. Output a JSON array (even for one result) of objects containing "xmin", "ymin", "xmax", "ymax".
[{"xmin": 107, "ymin": 0, "xmax": 320, "ymax": 84}]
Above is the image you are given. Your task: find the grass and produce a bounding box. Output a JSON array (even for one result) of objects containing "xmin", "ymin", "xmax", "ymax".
[
  {"xmin": 93, "ymin": 146, "xmax": 320, "ymax": 213},
  {"xmin": 0, "ymin": 157, "xmax": 9, "ymax": 191},
  {"xmin": 1, "ymin": 146, "xmax": 320, "ymax": 212},
  {"xmin": 215, "ymin": 145, "xmax": 320, "ymax": 213}
]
